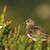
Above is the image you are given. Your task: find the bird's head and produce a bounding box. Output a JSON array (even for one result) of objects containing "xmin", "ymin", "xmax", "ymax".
[{"xmin": 26, "ymin": 18, "xmax": 35, "ymax": 26}]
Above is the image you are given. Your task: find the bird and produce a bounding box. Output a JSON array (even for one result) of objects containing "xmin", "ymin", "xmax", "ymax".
[{"xmin": 26, "ymin": 18, "xmax": 48, "ymax": 41}]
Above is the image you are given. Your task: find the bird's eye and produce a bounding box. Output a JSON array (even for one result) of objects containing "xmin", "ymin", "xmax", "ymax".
[
  {"xmin": 27, "ymin": 20, "xmax": 29, "ymax": 22},
  {"xmin": 26, "ymin": 20, "xmax": 29, "ymax": 23}
]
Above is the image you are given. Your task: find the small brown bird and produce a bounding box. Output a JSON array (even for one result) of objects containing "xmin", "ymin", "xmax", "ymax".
[{"xmin": 26, "ymin": 18, "xmax": 48, "ymax": 41}]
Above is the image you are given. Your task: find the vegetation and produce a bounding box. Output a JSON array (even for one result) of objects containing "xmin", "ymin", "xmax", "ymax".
[{"xmin": 0, "ymin": 5, "xmax": 50, "ymax": 50}]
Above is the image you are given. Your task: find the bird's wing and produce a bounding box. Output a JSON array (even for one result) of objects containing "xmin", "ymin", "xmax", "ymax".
[
  {"xmin": 33, "ymin": 25, "xmax": 46, "ymax": 33},
  {"xmin": 33, "ymin": 25, "xmax": 48, "ymax": 38}
]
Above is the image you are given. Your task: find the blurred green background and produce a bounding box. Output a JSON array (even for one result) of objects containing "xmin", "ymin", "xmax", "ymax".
[{"xmin": 0, "ymin": 0, "xmax": 50, "ymax": 34}]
